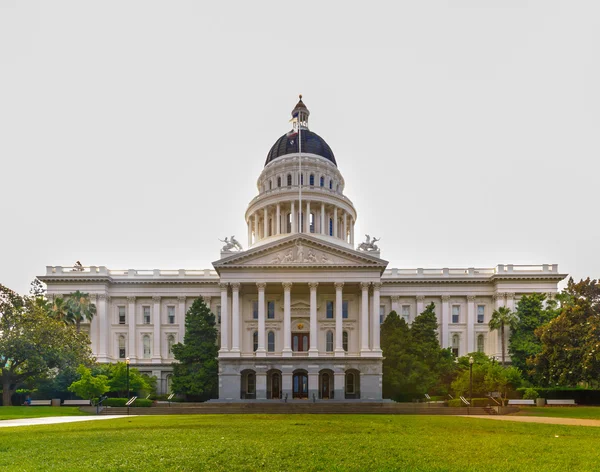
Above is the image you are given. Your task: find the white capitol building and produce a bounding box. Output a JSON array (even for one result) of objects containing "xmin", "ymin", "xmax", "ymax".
[{"xmin": 39, "ymin": 97, "xmax": 566, "ymax": 401}]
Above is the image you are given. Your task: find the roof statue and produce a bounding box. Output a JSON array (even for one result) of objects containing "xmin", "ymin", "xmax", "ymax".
[
  {"xmin": 220, "ymin": 236, "xmax": 243, "ymax": 252},
  {"xmin": 72, "ymin": 261, "xmax": 84, "ymax": 271},
  {"xmin": 357, "ymin": 235, "xmax": 380, "ymax": 252}
]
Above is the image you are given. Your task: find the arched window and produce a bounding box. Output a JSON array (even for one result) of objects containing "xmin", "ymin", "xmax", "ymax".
[
  {"xmin": 268, "ymin": 331, "xmax": 275, "ymax": 352},
  {"xmin": 143, "ymin": 335, "xmax": 151, "ymax": 358},
  {"xmin": 309, "ymin": 174, "xmax": 314, "ymax": 186},
  {"xmin": 167, "ymin": 335, "xmax": 175, "ymax": 357},
  {"xmin": 320, "ymin": 176, "xmax": 324, "ymax": 187},
  {"xmin": 452, "ymin": 334, "xmax": 460, "ymax": 357},
  {"xmin": 253, "ymin": 331, "xmax": 258, "ymax": 352},
  {"xmin": 247, "ymin": 372, "xmax": 256, "ymax": 395},
  {"xmin": 118, "ymin": 335, "xmax": 126, "ymax": 359},
  {"xmin": 287, "ymin": 174, "xmax": 292, "ymax": 186},
  {"xmin": 166, "ymin": 374, "xmax": 172, "ymax": 393},
  {"xmin": 329, "ymin": 218, "xmax": 333, "ymax": 236},
  {"xmin": 346, "ymin": 372, "xmax": 355, "ymax": 394},
  {"xmin": 343, "ymin": 331, "xmax": 348, "ymax": 352},
  {"xmin": 477, "ymin": 335, "xmax": 485, "ymax": 353},
  {"xmin": 326, "ymin": 331, "xmax": 334, "ymax": 352},
  {"xmin": 300, "ymin": 174, "xmax": 304, "ymax": 185},
  {"xmin": 269, "ymin": 180, "xmax": 272, "ymax": 190},
  {"xmin": 329, "ymin": 179, "xmax": 333, "ymax": 189},
  {"xmin": 277, "ymin": 176, "xmax": 281, "ymax": 188}
]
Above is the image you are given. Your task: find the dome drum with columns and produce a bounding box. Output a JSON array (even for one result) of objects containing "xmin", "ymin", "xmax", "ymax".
[{"xmin": 38, "ymin": 96, "xmax": 567, "ymax": 402}]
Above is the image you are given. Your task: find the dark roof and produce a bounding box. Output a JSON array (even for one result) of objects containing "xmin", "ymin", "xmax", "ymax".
[{"xmin": 265, "ymin": 129, "xmax": 336, "ymax": 167}]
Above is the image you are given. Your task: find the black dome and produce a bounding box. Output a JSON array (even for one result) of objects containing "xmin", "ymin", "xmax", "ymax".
[{"xmin": 265, "ymin": 129, "xmax": 336, "ymax": 167}]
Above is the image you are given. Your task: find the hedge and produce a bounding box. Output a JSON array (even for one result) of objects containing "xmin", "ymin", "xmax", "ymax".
[
  {"xmin": 448, "ymin": 398, "xmax": 494, "ymax": 407},
  {"xmin": 103, "ymin": 398, "xmax": 153, "ymax": 407},
  {"xmin": 516, "ymin": 388, "xmax": 600, "ymax": 405}
]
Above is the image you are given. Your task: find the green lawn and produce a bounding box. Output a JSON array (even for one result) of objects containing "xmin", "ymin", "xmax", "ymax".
[
  {"xmin": 0, "ymin": 406, "xmax": 86, "ymax": 421},
  {"xmin": 0, "ymin": 414, "xmax": 599, "ymax": 471},
  {"xmin": 512, "ymin": 406, "xmax": 600, "ymax": 420}
]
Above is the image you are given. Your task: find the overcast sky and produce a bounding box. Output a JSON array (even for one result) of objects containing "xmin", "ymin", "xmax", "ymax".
[{"xmin": 1, "ymin": 1, "xmax": 598, "ymax": 295}]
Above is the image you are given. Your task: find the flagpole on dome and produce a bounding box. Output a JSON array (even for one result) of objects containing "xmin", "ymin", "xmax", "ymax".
[{"xmin": 298, "ymin": 95, "xmax": 302, "ymax": 234}]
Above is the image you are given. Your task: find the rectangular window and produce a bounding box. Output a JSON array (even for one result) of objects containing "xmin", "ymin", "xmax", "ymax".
[
  {"xmin": 326, "ymin": 301, "xmax": 334, "ymax": 319},
  {"xmin": 216, "ymin": 305, "xmax": 221, "ymax": 324},
  {"xmin": 452, "ymin": 305, "xmax": 460, "ymax": 324},
  {"xmin": 143, "ymin": 306, "xmax": 151, "ymax": 325},
  {"xmin": 342, "ymin": 301, "xmax": 349, "ymax": 319},
  {"xmin": 477, "ymin": 305, "xmax": 485, "ymax": 324},
  {"xmin": 118, "ymin": 306, "xmax": 126, "ymax": 325},
  {"xmin": 167, "ymin": 306, "xmax": 175, "ymax": 324},
  {"xmin": 379, "ymin": 305, "xmax": 385, "ymax": 325},
  {"xmin": 119, "ymin": 348, "xmax": 126, "ymax": 359},
  {"xmin": 401, "ymin": 305, "xmax": 410, "ymax": 322},
  {"xmin": 267, "ymin": 301, "xmax": 275, "ymax": 319},
  {"xmin": 253, "ymin": 301, "xmax": 258, "ymax": 320}
]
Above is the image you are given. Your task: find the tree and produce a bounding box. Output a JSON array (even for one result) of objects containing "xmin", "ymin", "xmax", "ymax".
[
  {"xmin": 104, "ymin": 362, "xmax": 153, "ymax": 397},
  {"xmin": 489, "ymin": 306, "xmax": 518, "ymax": 367},
  {"xmin": 0, "ymin": 284, "xmax": 93, "ymax": 406},
  {"xmin": 509, "ymin": 293, "xmax": 559, "ymax": 380},
  {"xmin": 50, "ymin": 297, "xmax": 71, "ymax": 324},
  {"xmin": 68, "ymin": 365, "xmax": 109, "ymax": 401},
  {"xmin": 381, "ymin": 311, "xmax": 412, "ymax": 399},
  {"xmin": 532, "ymin": 278, "xmax": 600, "ymax": 387},
  {"xmin": 66, "ymin": 291, "xmax": 97, "ymax": 333},
  {"xmin": 483, "ymin": 364, "xmax": 522, "ymax": 406},
  {"xmin": 171, "ymin": 296, "xmax": 218, "ymax": 401}
]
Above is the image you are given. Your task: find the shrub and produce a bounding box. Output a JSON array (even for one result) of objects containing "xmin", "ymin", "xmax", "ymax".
[
  {"xmin": 103, "ymin": 398, "xmax": 153, "ymax": 407},
  {"xmin": 522, "ymin": 388, "xmax": 539, "ymax": 400}
]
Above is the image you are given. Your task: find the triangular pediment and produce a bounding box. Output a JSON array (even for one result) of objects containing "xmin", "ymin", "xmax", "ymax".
[{"xmin": 213, "ymin": 234, "xmax": 388, "ymax": 271}]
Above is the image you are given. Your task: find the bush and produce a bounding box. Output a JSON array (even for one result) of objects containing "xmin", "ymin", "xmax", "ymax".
[
  {"xmin": 516, "ymin": 388, "xmax": 600, "ymax": 404},
  {"xmin": 522, "ymin": 388, "xmax": 539, "ymax": 400},
  {"xmin": 103, "ymin": 398, "xmax": 153, "ymax": 407}
]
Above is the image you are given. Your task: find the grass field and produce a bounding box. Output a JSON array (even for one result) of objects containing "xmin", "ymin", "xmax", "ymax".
[
  {"xmin": 511, "ymin": 406, "xmax": 600, "ymax": 420},
  {"xmin": 0, "ymin": 414, "xmax": 599, "ymax": 471},
  {"xmin": 0, "ymin": 406, "xmax": 86, "ymax": 421}
]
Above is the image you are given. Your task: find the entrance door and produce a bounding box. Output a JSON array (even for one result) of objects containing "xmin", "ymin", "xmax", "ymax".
[
  {"xmin": 321, "ymin": 373, "xmax": 331, "ymax": 399},
  {"xmin": 292, "ymin": 333, "xmax": 309, "ymax": 352},
  {"xmin": 271, "ymin": 373, "xmax": 280, "ymax": 400},
  {"xmin": 293, "ymin": 373, "xmax": 308, "ymax": 399}
]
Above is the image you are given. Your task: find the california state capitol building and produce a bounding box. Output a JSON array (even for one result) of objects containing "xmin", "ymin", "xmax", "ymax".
[{"xmin": 38, "ymin": 97, "xmax": 566, "ymax": 401}]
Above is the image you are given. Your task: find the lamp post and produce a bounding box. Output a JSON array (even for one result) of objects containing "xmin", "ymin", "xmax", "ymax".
[
  {"xmin": 469, "ymin": 356, "xmax": 474, "ymax": 406},
  {"xmin": 126, "ymin": 357, "xmax": 130, "ymax": 399}
]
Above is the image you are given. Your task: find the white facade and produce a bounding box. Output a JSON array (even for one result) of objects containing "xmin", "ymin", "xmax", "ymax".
[{"xmin": 39, "ymin": 97, "xmax": 566, "ymax": 400}]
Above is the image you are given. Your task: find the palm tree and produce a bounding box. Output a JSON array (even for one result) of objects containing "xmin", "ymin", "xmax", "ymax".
[
  {"xmin": 66, "ymin": 291, "xmax": 97, "ymax": 333},
  {"xmin": 50, "ymin": 297, "xmax": 72, "ymax": 324},
  {"xmin": 489, "ymin": 306, "xmax": 518, "ymax": 367}
]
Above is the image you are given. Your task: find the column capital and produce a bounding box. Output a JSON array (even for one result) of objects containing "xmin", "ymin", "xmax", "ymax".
[
  {"xmin": 372, "ymin": 282, "xmax": 382, "ymax": 291},
  {"xmin": 219, "ymin": 283, "xmax": 229, "ymax": 291},
  {"xmin": 416, "ymin": 295, "xmax": 425, "ymax": 301},
  {"xmin": 308, "ymin": 282, "xmax": 319, "ymax": 290},
  {"xmin": 282, "ymin": 282, "xmax": 293, "ymax": 291},
  {"xmin": 506, "ymin": 292, "xmax": 515, "ymax": 300},
  {"xmin": 203, "ymin": 296, "xmax": 211, "ymax": 306},
  {"xmin": 334, "ymin": 282, "xmax": 344, "ymax": 290},
  {"xmin": 493, "ymin": 292, "xmax": 505, "ymax": 301},
  {"xmin": 127, "ymin": 296, "xmax": 136, "ymax": 303},
  {"xmin": 230, "ymin": 282, "xmax": 241, "ymax": 291},
  {"xmin": 89, "ymin": 294, "xmax": 97, "ymax": 302},
  {"xmin": 152, "ymin": 296, "xmax": 161, "ymax": 303},
  {"xmin": 177, "ymin": 295, "xmax": 186, "ymax": 302},
  {"xmin": 106, "ymin": 296, "xmax": 111, "ymax": 303},
  {"xmin": 98, "ymin": 293, "xmax": 107, "ymax": 301},
  {"xmin": 391, "ymin": 296, "xmax": 400, "ymax": 302},
  {"xmin": 441, "ymin": 295, "xmax": 451, "ymax": 302},
  {"xmin": 256, "ymin": 282, "xmax": 266, "ymax": 291},
  {"xmin": 360, "ymin": 282, "xmax": 370, "ymax": 290},
  {"xmin": 467, "ymin": 295, "xmax": 477, "ymax": 301}
]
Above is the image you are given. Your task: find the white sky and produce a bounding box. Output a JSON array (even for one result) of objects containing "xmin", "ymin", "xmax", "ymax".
[{"xmin": 1, "ymin": 1, "xmax": 598, "ymax": 295}]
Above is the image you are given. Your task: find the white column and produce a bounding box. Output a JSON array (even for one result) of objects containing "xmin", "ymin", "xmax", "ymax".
[
  {"xmin": 343, "ymin": 212, "xmax": 347, "ymax": 243},
  {"xmin": 333, "ymin": 207, "xmax": 338, "ymax": 238},
  {"xmin": 247, "ymin": 220, "xmax": 251, "ymax": 247},
  {"xmin": 308, "ymin": 282, "xmax": 319, "ymax": 354},
  {"xmin": 321, "ymin": 203, "xmax": 325, "ymax": 235},
  {"xmin": 97, "ymin": 294, "xmax": 108, "ymax": 362},
  {"xmin": 291, "ymin": 201, "xmax": 296, "ymax": 233},
  {"xmin": 152, "ymin": 296, "xmax": 161, "ymax": 362},
  {"xmin": 127, "ymin": 296, "xmax": 137, "ymax": 361},
  {"xmin": 361, "ymin": 283, "xmax": 370, "ymax": 353},
  {"xmin": 276, "ymin": 203, "xmax": 281, "ymax": 235},
  {"xmin": 493, "ymin": 292, "xmax": 506, "ymax": 358},
  {"xmin": 231, "ymin": 283, "xmax": 240, "ymax": 354},
  {"xmin": 253, "ymin": 213, "xmax": 258, "ymax": 243},
  {"xmin": 178, "ymin": 296, "xmax": 186, "ymax": 342},
  {"xmin": 391, "ymin": 296, "xmax": 400, "ymax": 315},
  {"xmin": 263, "ymin": 207, "xmax": 268, "ymax": 238},
  {"xmin": 467, "ymin": 295, "xmax": 476, "ymax": 353},
  {"xmin": 371, "ymin": 283, "xmax": 381, "ymax": 354},
  {"xmin": 350, "ymin": 219, "xmax": 355, "ymax": 246},
  {"xmin": 282, "ymin": 282, "xmax": 293, "ymax": 357},
  {"xmin": 305, "ymin": 201, "xmax": 310, "ymax": 233},
  {"xmin": 506, "ymin": 293, "xmax": 515, "ymax": 311},
  {"xmin": 256, "ymin": 283, "xmax": 266, "ymax": 356},
  {"xmin": 416, "ymin": 295, "xmax": 425, "ymax": 317},
  {"xmin": 441, "ymin": 296, "xmax": 450, "ymax": 348},
  {"xmin": 219, "ymin": 284, "xmax": 229, "ymax": 353},
  {"xmin": 335, "ymin": 282, "xmax": 345, "ymax": 356}
]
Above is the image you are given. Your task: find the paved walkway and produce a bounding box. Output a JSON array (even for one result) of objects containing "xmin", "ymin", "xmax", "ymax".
[
  {"xmin": 0, "ymin": 415, "xmax": 131, "ymax": 428},
  {"xmin": 462, "ymin": 415, "xmax": 600, "ymax": 427}
]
